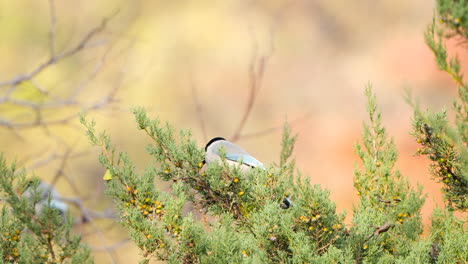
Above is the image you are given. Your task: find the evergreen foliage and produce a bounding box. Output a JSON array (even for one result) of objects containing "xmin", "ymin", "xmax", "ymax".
[
  {"xmin": 80, "ymin": 110, "xmax": 347, "ymax": 263},
  {"xmin": 0, "ymin": 156, "xmax": 91, "ymax": 264},
  {"xmin": 436, "ymin": 0, "xmax": 468, "ymax": 39},
  {"xmin": 80, "ymin": 82, "xmax": 466, "ymax": 263},
  {"xmin": 350, "ymin": 86, "xmax": 425, "ymax": 263},
  {"xmin": 412, "ymin": 0, "xmax": 468, "ymax": 211}
]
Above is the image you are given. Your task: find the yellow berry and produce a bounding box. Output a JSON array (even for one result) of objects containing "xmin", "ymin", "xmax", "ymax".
[
  {"xmin": 233, "ymin": 178, "xmax": 239, "ymax": 183},
  {"xmin": 238, "ymin": 191, "xmax": 244, "ymax": 196}
]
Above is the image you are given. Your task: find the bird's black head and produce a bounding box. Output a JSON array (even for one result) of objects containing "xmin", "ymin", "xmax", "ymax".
[{"xmin": 205, "ymin": 137, "xmax": 226, "ymax": 151}]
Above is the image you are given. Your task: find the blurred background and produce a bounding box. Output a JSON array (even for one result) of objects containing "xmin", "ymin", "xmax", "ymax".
[{"xmin": 0, "ymin": 0, "xmax": 466, "ymax": 263}]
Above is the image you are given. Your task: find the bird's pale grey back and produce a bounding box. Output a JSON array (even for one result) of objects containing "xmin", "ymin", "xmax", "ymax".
[{"xmin": 205, "ymin": 139, "xmax": 265, "ymax": 169}]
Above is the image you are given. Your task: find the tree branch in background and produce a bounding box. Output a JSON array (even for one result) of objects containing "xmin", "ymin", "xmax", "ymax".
[
  {"xmin": 230, "ymin": 27, "xmax": 274, "ymax": 142},
  {"xmin": 0, "ymin": 1, "xmax": 127, "ymax": 263},
  {"xmin": 0, "ymin": 0, "xmax": 121, "ymax": 134},
  {"xmin": 189, "ymin": 69, "xmax": 208, "ymax": 143},
  {"xmin": 239, "ymin": 114, "xmax": 310, "ymax": 139}
]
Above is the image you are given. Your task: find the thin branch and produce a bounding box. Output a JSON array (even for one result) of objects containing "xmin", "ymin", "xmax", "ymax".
[
  {"xmin": 59, "ymin": 194, "xmax": 121, "ymax": 264},
  {"xmin": 0, "ymin": 8, "xmax": 115, "ymax": 87},
  {"xmin": 0, "ymin": 5, "xmax": 125, "ymax": 264},
  {"xmin": 188, "ymin": 69, "xmax": 207, "ymax": 142},
  {"xmin": 366, "ymin": 221, "xmax": 395, "ymax": 241},
  {"xmin": 231, "ymin": 26, "xmax": 275, "ymax": 142},
  {"xmin": 239, "ymin": 114, "xmax": 310, "ymax": 139},
  {"xmin": 0, "ymin": 9, "xmax": 118, "ymax": 131},
  {"xmin": 0, "ymin": 14, "xmax": 110, "ymax": 88},
  {"xmin": 90, "ymin": 239, "xmax": 130, "ymax": 252},
  {"xmin": 48, "ymin": 0, "xmax": 57, "ymax": 57},
  {"xmin": 25, "ymin": 149, "xmax": 92, "ymax": 171},
  {"xmin": 0, "ymin": 90, "xmax": 117, "ymax": 129}
]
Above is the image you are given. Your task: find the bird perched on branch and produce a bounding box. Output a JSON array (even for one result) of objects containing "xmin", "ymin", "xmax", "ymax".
[
  {"xmin": 204, "ymin": 137, "xmax": 266, "ymax": 171},
  {"xmin": 22, "ymin": 180, "xmax": 69, "ymax": 216},
  {"xmin": 204, "ymin": 137, "xmax": 292, "ymax": 209}
]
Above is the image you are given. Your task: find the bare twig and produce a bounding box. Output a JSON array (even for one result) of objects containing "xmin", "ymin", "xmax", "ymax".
[
  {"xmin": 59, "ymin": 197, "xmax": 118, "ymax": 223},
  {"xmin": 59, "ymin": 194, "xmax": 121, "ymax": 264},
  {"xmin": 0, "ymin": 7, "xmax": 117, "ymax": 130},
  {"xmin": 231, "ymin": 26, "xmax": 275, "ymax": 142},
  {"xmin": 366, "ymin": 221, "xmax": 395, "ymax": 241},
  {"xmin": 189, "ymin": 70, "xmax": 207, "ymax": 142},
  {"xmin": 0, "ymin": 4, "xmax": 124, "ymax": 263},
  {"xmin": 48, "ymin": 0, "xmax": 57, "ymax": 57},
  {"xmin": 0, "ymin": 18, "xmax": 108, "ymax": 88},
  {"xmin": 90, "ymin": 239, "xmax": 130, "ymax": 252},
  {"xmin": 25, "ymin": 149, "xmax": 93, "ymax": 171},
  {"xmin": 239, "ymin": 114, "xmax": 310, "ymax": 139}
]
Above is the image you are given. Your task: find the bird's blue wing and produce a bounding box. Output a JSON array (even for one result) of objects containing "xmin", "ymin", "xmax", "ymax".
[
  {"xmin": 225, "ymin": 153, "xmax": 266, "ymax": 170},
  {"xmin": 48, "ymin": 199, "xmax": 69, "ymax": 215}
]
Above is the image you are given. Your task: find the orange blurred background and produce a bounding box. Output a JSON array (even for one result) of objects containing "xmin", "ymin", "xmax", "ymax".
[{"xmin": 0, "ymin": 1, "xmax": 466, "ymax": 263}]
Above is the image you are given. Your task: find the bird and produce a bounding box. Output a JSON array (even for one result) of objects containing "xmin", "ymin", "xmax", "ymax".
[
  {"xmin": 280, "ymin": 196, "xmax": 293, "ymax": 209},
  {"xmin": 22, "ymin": 181, "xmax": 69, "ymax": 216},
  {"xmin": 204, "ymin": 137, "xmax": 266, "ymax": 171},
  {"xmin": 204, "ymin": 137, "xmax": 293, "ymax": 210}
]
